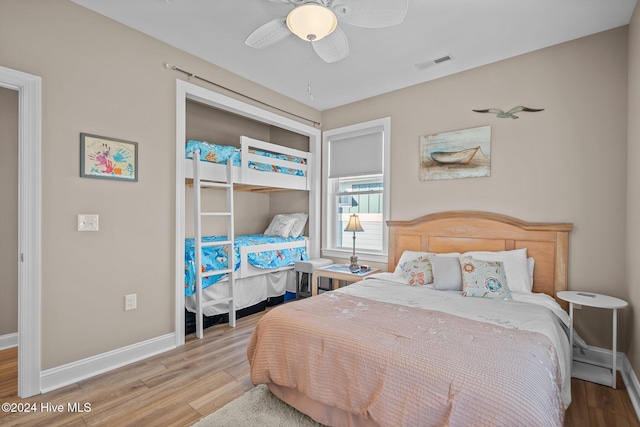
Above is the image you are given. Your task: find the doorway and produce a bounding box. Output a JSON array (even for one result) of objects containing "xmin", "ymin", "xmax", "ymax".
[
  {"xmin": 0, "ymin": 86, "xmax": 18, "ymax": 396},
  {"xmin": 0, "ymin": 66, "xmax": 42, "ymax": 398}
]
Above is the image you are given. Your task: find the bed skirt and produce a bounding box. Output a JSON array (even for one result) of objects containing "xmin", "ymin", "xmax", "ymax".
[
  {"xmin": 268, "ymin": 383, "xmax": 378, "ymax": 427},
  {"xmin": 185, "ymin": 295, "xmax": 284, "ymax": 335}
]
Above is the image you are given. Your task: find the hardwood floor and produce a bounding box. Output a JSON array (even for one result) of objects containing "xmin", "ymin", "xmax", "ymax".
[{"xmin": 0, "ymin": 309, "xmax": 638, "ymax": 427}]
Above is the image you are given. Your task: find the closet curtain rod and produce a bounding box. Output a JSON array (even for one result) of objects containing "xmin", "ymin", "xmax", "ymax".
[{"xmin": 165, "ymin": 63, "xmax": 321, "ymax": 128}]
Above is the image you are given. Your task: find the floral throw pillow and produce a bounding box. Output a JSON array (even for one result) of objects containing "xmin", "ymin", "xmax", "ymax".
[
  {"xmin": 460, "ymin": 256, "xmax": 511, "ymax": 300},
  {"xmin": 399, "ymin": 256, "xmax": 434, "ymax": 286}
]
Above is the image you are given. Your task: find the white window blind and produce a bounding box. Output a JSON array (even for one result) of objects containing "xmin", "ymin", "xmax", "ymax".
[{"xmin": 328, "ymin": 126, "xmax": 383, "ymax": 178}]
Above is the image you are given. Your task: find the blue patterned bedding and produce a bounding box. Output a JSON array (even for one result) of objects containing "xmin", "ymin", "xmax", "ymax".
[
  {"xmin": 184, "ymin": 234, "xmax": 308, "ymax": 296},
  {"xmin": 185, "ymin": 140, "xmax": 306, "ymax": 176}
]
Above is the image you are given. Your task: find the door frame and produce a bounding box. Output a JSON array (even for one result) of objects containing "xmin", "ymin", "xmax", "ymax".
[{"xmin": 0, "ymin": 66, "xmax": 42, "ymax": 398}]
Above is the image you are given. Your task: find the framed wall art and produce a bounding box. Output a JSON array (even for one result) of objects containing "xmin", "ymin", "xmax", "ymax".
[
  {"xmin": 80, "ymin": 133, "xmax": 138, "ymax": 182},
  {"xmin": 419, "ymin": 125, "xmax": 491, "ymax": 181}
]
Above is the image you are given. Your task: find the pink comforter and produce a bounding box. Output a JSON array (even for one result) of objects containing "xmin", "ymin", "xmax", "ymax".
[{"xmin": 247, "ymin": 292, "xmax": 564, "ymax": 427}]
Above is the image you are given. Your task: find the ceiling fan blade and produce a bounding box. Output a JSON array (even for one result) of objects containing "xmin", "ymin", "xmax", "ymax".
[
  {"xmin": 312, "ymin": 26, "xmax": 349, "ymax": 63},
  {"xmin": 245, "ymin": 17, "xmax": 291, "ymax": 49},
  {"xmin": 331, "ymin": 0, "xmax": 408, "ymax": 28}
]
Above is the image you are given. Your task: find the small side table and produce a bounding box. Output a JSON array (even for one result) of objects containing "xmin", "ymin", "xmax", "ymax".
[
  {"xmin": 557, "ymin": 290, "xmax": 628, "ymax": 389},
  {"xmin": 294, "ymin": 258, "xmax": 333, "ymax": 299},
  {"xmin": 311, "ymin": 264, "xmax": 380, "ymax": 296}
]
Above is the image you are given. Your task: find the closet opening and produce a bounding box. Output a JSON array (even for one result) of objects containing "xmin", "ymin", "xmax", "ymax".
[{"xmin": 175, "ymin": 80, "xmax": 321, "ymax": 344}]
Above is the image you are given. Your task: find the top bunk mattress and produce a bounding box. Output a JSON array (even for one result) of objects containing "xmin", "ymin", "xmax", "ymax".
[{"xmin": 186, "ymin": 139, "xmax": 306, "ymax": 177}]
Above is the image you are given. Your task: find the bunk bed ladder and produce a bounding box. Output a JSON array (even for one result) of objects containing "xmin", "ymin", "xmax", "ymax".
[{"xmin": 192, "ymin": 150, "xmax": 236, "ymax": 339}]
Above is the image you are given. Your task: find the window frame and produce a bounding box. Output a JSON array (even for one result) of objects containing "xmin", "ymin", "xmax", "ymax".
[{"xmin": 321, "ymin": 117, "xmax": 390, "ymax": 263}]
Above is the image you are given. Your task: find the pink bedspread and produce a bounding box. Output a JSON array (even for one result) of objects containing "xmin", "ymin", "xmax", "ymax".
[{"xmin": 247, "ymin": 292, "xmax": 564, "ymax": 427}]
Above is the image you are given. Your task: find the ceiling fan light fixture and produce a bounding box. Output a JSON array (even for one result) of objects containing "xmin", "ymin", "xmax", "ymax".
[{"xmin": 286, "ymin": 4, "xmax": 337, "ymax": 42}]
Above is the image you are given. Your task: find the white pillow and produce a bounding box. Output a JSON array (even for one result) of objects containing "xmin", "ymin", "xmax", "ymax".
[
  {"xmin": 527, "ymin": 257, "xmax": 535, "ymax": 290},
  {"xmin": 264, "ymin": 214, "xmax": 298, "ymax": 238},
  {"xmin": 461, "ymin": 248, "xmax": 530, "ymax": 294},
  {"xmin": 287, "ymin": 213, "xmax": 308, "ymax": 238}
]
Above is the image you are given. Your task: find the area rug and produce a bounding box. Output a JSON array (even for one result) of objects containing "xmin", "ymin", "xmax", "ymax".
[{"xmin": 192, "ymin": 385, "xmax": 326, "ymax": 427}]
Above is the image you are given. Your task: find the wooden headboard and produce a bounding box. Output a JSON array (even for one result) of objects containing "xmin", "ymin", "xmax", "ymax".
[{"xmin": 387, "ymin": 211, "xmax": 573, "ymax": 306}]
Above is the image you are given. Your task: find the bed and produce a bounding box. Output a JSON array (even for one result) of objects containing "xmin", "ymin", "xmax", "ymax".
[
  {"xmin": 184, "ymin": 233, "xmax": 308, "ymax": 327},
  {"xmin": 247, "ymin": 211, "xmax": 574, "ymax": 426},
  {"xmin": 184, "ymin": 234, "xmax": 308, "ymax": 297},
  {"xmin": 185, "ymin": 136, "xmax": 311, "ymax": 191},
  {"xmin": 186, "ymin": 136, "xmax": 312, "ymax": 336}
]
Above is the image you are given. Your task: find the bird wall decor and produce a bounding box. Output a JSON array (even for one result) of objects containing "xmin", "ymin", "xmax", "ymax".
[{"xmin": 472, "ymin": 106, "xmax": 544, "ymax": 119}]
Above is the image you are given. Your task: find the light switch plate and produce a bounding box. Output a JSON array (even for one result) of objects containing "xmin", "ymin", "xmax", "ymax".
[
  {"xmin": 125, "ymin": 294, "xmax": 137, "ymax": 311},
  {"xmin": 78, "ymin": 214, "xmax": 99, "ymax": 231}
]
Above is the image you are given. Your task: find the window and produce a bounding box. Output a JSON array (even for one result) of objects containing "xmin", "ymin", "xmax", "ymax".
[{"xmin": 322, "ymin": 117, "xmax": 390, "ymax": 263}]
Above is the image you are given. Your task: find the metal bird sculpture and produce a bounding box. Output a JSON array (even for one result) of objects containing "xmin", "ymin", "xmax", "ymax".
[{"xmin": 472, "ymin": 106, "xmax": 544, "ymax": 119}]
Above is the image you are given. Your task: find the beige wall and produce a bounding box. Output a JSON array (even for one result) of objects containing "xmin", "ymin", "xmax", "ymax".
[
  {"xmin": 0, "ymin": 0, "xmax": 320, "ymax": 369},
  {"xmin": 185, "ymin": 100, "xmax": 270, "ymax": 237},
  {"xmin": 0, "ymin": 87, "xmax": 18, "ymax": 336},
  {"xmin": 627, "ymin": 4, "xmax": 640, "ymax": 375},
  {"xmin": 1, "ymin": 0, "xmax": 636, "ymax": 376},
  {"xmin": 322, "ymin": 27, "xmax": 630, "ymax": 351}
]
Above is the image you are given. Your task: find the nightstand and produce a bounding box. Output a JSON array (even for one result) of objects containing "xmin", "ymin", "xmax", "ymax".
[
  {"xmin": 311, "ymin": 264, "xmax": 380, "ymax": 296},
  {"xmin": 557, "ymin": 290, "xmax": 628, "ymax": 389}
]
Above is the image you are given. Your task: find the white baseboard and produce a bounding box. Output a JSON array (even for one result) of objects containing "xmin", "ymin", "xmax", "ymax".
[
  {"xmin": 623, "ymin": 357, "xmax": 640, "ymax": 421},
  {"xmin": 573, "ymin": 344, "xmax": 640, "ymax": 421},
  {"xmin": 0, "ymin": 332, "xmax": 18, "ymax": 350},
  {"xmin": 40, "ymin": 333, "xmax": 176, "ymax": 394}
]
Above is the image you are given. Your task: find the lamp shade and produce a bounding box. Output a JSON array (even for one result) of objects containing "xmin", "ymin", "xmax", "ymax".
[
  {"xmin": 344, "ymin": 214, "xmax": 364, "ymax": 232},
  {"xmin": 286, "ymin": 4, "xmax": 337, "ymax": 42}
]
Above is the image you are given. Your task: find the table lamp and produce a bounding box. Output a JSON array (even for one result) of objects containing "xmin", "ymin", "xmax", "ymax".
[{"xmin": 344, "ymin": 214, "xmax": 364, "ymax": 272}]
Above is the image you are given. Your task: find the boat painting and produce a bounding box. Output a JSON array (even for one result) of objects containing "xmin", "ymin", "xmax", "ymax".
[
  {"xmin": 430, "ymin": 146, "xmax": 480, "ymax": 165},
  {"xmin": 419, "ymin": 125, "xmax": 491, "ymax": 181}
]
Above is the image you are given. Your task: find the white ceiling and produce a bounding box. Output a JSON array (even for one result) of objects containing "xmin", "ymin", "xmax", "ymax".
[{"xmin": 71, "ymin": 0, "xmax": 637, "ymax": 111}]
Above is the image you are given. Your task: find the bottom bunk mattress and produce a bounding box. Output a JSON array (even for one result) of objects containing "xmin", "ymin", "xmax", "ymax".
[
  {"xmin": 184, "ymin": 234, "xmax": 307, "ymax": 297},
  {"xmin": 185, "ymin": 269, "xmax": 296, "ymax": 317}
]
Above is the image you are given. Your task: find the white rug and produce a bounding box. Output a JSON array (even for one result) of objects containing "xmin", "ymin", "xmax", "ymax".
[{"xmin": 192, "ymin": 385, "xmax": 326, "ymax": 427}]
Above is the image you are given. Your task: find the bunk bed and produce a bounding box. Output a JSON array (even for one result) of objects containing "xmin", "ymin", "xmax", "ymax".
[
  {"xmin": 185, "ymin": 136, "xmax": 311, "ymax": 337},
  {"xmin": 185, "ymin": 136, "xmax": 310, "ymax": 191}
]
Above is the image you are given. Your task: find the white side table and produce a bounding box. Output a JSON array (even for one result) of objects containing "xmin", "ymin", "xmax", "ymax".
[{"xmin": 557, "ymin": 291, "xmax": 628, "ymax": 388}]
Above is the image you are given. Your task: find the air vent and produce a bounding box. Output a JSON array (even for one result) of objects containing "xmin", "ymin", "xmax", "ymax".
[{"xmin": 414, "ymin": 54, "xmax": 454, "ymax": 71}]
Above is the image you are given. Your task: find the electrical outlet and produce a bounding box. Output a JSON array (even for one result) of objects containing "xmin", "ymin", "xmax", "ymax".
[
  {"xmin": 125, "ymin": 294, "xmax": 137, "ymax": 311},
  {"xmin": 78, "ymin": 214, "xmax": 99, "ymax": 231}
]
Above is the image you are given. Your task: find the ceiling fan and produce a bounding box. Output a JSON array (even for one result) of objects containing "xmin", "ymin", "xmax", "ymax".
[{"xmin": 245, "ymin": 0, "xmax": 409, "ymax": 63}]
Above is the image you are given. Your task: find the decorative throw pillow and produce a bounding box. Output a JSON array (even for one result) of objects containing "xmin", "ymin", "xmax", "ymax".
[
  {"xmin": 398, "ymin": 256, "xmax": 434, "ymax": 286},
  {"xmin": 393, "ymin": 251, "xmax": 431, "ymax": 278},
  {"xmin": 264, "ymin": 214, "xmax": 298, "ymax": 238},
  {"xmin": 287, "ymin": 213, "xmax": 308, "ymax": 237},
  {"xmin": 460, "ymin": 256, "xmax": 512, "ymax": 300},
  {"xmin": 462, "ymin": 248, "xmax": 530, "ymax": 294},
  {"xmin": 430, "ymin": 255, "xmax": 463, "ymax": 291},
  {"xmin": 393, "ymin": 251, "xmax": 460, "ymax": 279}
]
